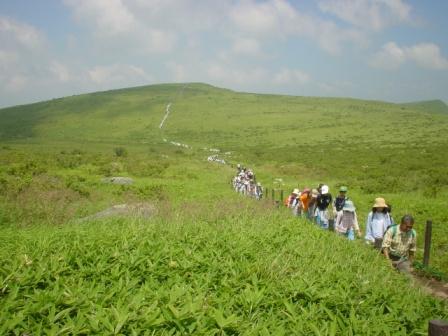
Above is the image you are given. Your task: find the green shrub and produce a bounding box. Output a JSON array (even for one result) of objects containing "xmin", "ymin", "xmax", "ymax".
[{"xmin": 114, "ymin": 147, "xmax": 128, "ymax": 157}]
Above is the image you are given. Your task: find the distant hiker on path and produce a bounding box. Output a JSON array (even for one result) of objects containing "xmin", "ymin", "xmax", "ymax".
[
  {"xmin": 299, "ymin": 188, "xmax": 311, "ymax": 217},
  {"xmin": 335, "ymin": 200, "xmax": 361, "ymax": 240},
  {"xmin": 255, "ymin": 182, "xmax": 263, "ymax": 200},
  {"xmin": 365, "ymin": 197, "xmax": 394, "ymax": 249},
  {"xmin": 382, "ymin": 215, "xmax": 416, "ymax": 273},
  {"xmin": 285, "ymin": 189, "xmax": 299, "ymax": 208},
  {"xmin": 308, "ymin": 189, "xmax": 319, "ymax": 221},
  {"xmin": 333, "ymin": 186, "xmax": 348, "ymax": 216},
  {"xmin": 316, "ymin": 185, "xmax": 332, "ymax": 229}
]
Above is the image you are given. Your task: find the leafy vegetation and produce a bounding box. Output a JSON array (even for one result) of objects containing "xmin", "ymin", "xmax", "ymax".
[
  {"xmin": 0, "ymin": 83, "xmax": 448, "ymax": 334},
  {"xmin": 1, "ymin": 209, "xmax": 447, "ymax": 335}
]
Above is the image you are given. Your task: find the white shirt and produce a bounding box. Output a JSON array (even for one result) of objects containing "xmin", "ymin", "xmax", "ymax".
[{"xmin": 365, "ymin": 212, "xmax": 392, "ymax": 241}]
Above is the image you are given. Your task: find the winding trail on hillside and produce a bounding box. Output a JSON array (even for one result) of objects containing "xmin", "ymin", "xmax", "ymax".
[
  {"xmin": 159, "ymin": 103, "xmax": 171, "ymax": 129},
  {"xmin": 159, "ymin": 84, "xmax": 189, "ymax": 130}
]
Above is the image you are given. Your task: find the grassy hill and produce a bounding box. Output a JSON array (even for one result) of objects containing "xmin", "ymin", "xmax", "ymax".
[
  {"xmin": 402, "ymin": 99, "xmax": 448, "ymax": 114},
  {"xmin": 1, "ymin": 83, "xmax": 447, "ymax": 334}
]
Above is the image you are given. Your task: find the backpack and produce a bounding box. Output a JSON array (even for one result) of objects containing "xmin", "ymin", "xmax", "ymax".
[{"xmin": 386, "ymin": 224, "xmax": 416, "ymax": 239}]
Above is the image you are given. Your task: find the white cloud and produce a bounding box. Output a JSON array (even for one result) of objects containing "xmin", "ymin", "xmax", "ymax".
[
  {"xmin": 88, "ymin": 64, "xmax": 153, "ymax": 85},
  {"xmin": 228, "ymin": 0, "xmax": 365, "ymax": 54},
  {"xmin": 369, "ymin": 42, "xmax": 406, "ymax": 69},
  {"xmin": 64, "ymin": 0, "xmax": 136, "ymax": 36},
  {"xmin": 406, "ymin": 43, "xmax": 448, "ymax": 70},
  {"xmin": 273, "ymin": 68, "xmax": 310, "ymax": 85},
  {"xmin": 319, "ymin": 0, "xmax": 412, "ymax": 31},
  {"xmin": 63, "ymin": 0, "xmax": 176, "ymax": 53},
  {"xmin": 0, "ymin": 16, "xmax": 45, "ymax": 49},
  {"xmin": 370, "ymin": 42, "xmax": 448, "ymax": 70},
  {"xmin": 207, "ymin": 62, "xmax": 269, "ymax": 86},
  {"xmin": 4, "ymin": 75, "xmax": 28, "ymax": 92},
  {"xmin": 49, "ymin": 61, "xmax": 72, "ymax": 82},
  {"xmin": 231, "ymin": 38, "xmax": 261, "ymax": 55},
  {"xmin": 165, "ymin": 62, "xmax": 188, "ymax": 82}
]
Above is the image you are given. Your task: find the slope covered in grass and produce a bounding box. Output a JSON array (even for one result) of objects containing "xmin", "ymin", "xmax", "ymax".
[
  {"xmin": 1, "ymin": 207, "xmax": 447, "ymax": 335},
  {"xmin": 402, "ymin": 100, "xmax": 448, "ymax": 114},
  {"xmin": 1, "ymin": 83, "xmax": 448, "ymax": 334},
  {"xmin": 1, "ymin": 83, "xmax": 447, "ymax": 272}
]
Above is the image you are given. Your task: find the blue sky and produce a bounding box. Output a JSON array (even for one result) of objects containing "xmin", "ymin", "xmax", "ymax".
[{"xmin": 0, "ymin": 0, "xmax": 447, "ymax": 107}]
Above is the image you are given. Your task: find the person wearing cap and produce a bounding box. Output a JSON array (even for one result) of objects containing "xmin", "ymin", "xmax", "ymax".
[
  {"xmin": 316, "ymin": 185, "xmax": 332, "ymax": 229},
  {"xmin": 333, "ymin": 186, "xmax": 348, "ymax": 215},
  {"xmin": 382, "ymin": 215, "xmax": 416, "ymax": 273},
  {"xmin": 335, "ymin": 200, "xmax": 361, "ymax": 240},
  {"xmin": 285, "ymin": 189, "xmax": 300, "ymax": 208},
  {"xmin": 307, "ymin": 189, "xmax": 319, "ymax": 221},
  {"xmin": 365, "ymin": 197, "xmax": 394, "ymax": 249}
]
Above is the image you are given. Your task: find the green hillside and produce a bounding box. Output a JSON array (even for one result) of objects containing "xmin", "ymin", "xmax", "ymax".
[
  {"xmin": 1, "ymin": 83, "xmax": 447, "ymax": 334},
  {"xmin": 402, "ymin": 100, "xmax": 448, "ymax": 114}
]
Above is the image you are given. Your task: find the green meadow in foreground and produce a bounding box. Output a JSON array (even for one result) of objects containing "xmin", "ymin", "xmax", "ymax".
[
  {"xmin": 1, "ymin": 208, "xmax": 447, "ymax": 335},
  {"xmin": 1, "ymin": 83, "xmax": 448, "ymax": 334}
]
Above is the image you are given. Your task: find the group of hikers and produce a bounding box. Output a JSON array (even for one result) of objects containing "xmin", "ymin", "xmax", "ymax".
[
  {"xmin": 232, "ymin": 164, "xmax": 263, "ymax": 200},
  {"xmin": 232, "ymin": 164, "xmax": 417, "ymax": 274},
  {"xmin": 285, "ymin": 185, "xmax": 416, "ymax": 273}
]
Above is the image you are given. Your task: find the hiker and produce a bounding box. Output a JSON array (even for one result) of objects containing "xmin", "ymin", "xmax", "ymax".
[
  {"xmin": 299, "ymin": 188, "xmax": 311, "ymax": 217},
  {"xmin": 382, "ymin": 215, "xmax": 416, "ymax": 273},
  {"xmin": 285, "ymin": 189, "xmax": 299, "ymax": 208},
  {"xmin": 365, "ymin": 197, "xmax": 394, "ymax": 249},
  {"xmin": 255, "ymin": 182, "xmax": 263, "ymax": 200},
  {"xmin": 236, "ymin": 163, "xmax": 242, "ymax": 174},
  {"xmin": 316, "ymin": 185, "xmax": 332, "ymax": 229},
  {"xmin": 308, "ymin": 189, "xmax": 319, "ymax": 221},
  {"xmin": 333, "ymin": 186, "xmax": 348, "ymax": 216},
  {"xmin": 335, "ymin": 200, "xmax": 361, "ymax": 240}
]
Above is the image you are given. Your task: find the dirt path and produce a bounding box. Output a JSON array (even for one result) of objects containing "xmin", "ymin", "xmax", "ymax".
[
  {"xmin": 413, "ymin": 274, "xmax": 448, "ymax": 300},
  {"xmin": 159, "ymin": 102, "xmax": 172, "ymax": 129}
]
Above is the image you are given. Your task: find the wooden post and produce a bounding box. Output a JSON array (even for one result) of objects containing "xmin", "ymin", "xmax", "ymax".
[
  {"xmin": 328, "ymin": 219, "xmax": 335, "ymax": 232},
  {"xmin": 429, "ymin": 320, "xmax": 448, "ymax": 336},
  {"xmin": 423, "ymin": 220, "xmax": 432, "ymax": 267},
  {"xmin": 265, "ymin": 188, "xmax": 268, "ymax": 200},
  {"xmin": 271, "ymin": 189, "xmax": 275, "ymax": 200},
  {"xmin": 280, "ymin": 190, "xmax": 284, "ymax": 203}
]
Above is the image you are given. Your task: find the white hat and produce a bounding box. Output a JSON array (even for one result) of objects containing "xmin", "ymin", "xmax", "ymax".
[
  {"xmin": 292, "ymin": 188, "xmax": 300, "ymax": 195},
  {"xmin": 321, "ymin": 185, "xmax": 329, "ymax": 195}
]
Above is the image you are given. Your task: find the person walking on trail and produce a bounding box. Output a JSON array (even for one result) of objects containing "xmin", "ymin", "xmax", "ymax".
[
  {"xmin": 285, "ymin": 189, "xmax": 299, "ymax": 208},
  {"xmin": 308, "ymin": 189, "xmax": 319, "ymax": 221},
  {"xmin": 299, "ymin": 188, "xmax": 311, "ymax": 217},
  {"xmin": 333, "ymin": 186, "xmax": 348, "ymax": 217},
  {"xmin": 335, "ymin": 200, "xmax": 361, "ymax": 240},
  {"xmin": 365, "ymin": 197, "xmax": 394, "ymax": 249},
  {"xmin": 382, "ymin": 215, "xmax": 416, "ymax": 273},
  {"xmin": 255, "ymin": 182, "xmax": 263, "ymax": 200},
  {"xmin": 316, "ymin": 185, "xmax": 332, "ymax": 229}
]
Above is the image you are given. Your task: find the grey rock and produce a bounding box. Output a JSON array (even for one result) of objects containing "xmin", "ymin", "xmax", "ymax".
[{"xmin": 101, "ymin": 176, "xmax": 134, "ymax": 185}]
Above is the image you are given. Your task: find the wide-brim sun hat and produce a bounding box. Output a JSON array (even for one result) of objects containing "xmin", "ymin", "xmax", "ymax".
[
  {"xmin": 321, "ymin": 185, "xmax": 329, "ymax": 195},
  {"xmin": 292, "ymin": 188, "xmax": 300, "ymax": 195},
  {"xmin": 311, "ymin": 189, "xmax": 319, "ymax": 197},
  {"xmin": 373, "ymin": 197, "xmax": 387, "ymax": 208},
  {"xmin": 343, "ymin": 200, "xmax": 356, "ymax": 212},
  {"xmin": 339, "ymin": 186, "xmax": 348, "ymax": 192}
]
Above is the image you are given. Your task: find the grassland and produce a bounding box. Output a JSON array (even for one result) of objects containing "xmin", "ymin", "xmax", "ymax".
[{"xmin": 1, "ymin": 83, "xmax": 448, "ymax": 334}]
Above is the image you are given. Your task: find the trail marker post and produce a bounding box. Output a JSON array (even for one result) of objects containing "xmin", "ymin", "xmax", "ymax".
[
  {"xmin": 429, "ymin": 320, "xmax": 448, "ymax": 336},
  {"xmin": 271, "ymin": 189, "xmax": 275, "ymax": 201},
  {"xmin": 280, "ymin": 190, "xmax": 284, "ymax": 204},
  {"xmin": 423, "ymin": 220, "xmax": 432, "ymax": 267},
  {"xmin": 329, "ymin": 219, "xmax": 335, "ymax": 232}
]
